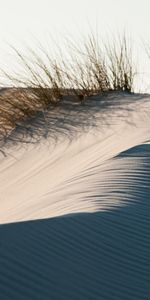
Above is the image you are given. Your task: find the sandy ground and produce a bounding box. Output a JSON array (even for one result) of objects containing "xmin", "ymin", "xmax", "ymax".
[{"xmin": 0, "ymin": 92, "xmax": 150, "ymax": 299}]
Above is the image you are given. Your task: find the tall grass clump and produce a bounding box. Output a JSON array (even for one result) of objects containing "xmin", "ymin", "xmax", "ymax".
[
  {"xmin": 0, "ymin": 33, "xmax": 135, "ymax": 138},
  {"xmin": 64, "ymin": 34, "xmax": 111, "ymax": 97},
  {"xmin": 105, "ymin": 34, "xmax": 134, "ymax": 92}
]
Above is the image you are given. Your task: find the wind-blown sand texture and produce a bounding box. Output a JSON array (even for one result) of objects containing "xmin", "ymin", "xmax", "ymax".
[{"xmin": 0, "ymin": 92, "xmax": 150, "ymax": 299}]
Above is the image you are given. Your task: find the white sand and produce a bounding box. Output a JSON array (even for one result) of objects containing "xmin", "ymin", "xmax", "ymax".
[
  {"xmin": 0, "ymin": 92, "xmax": 150, "ymax": 224},
  {"xmin": 0, "ymin": 92, "xmax": 150, "ymax": 300}
]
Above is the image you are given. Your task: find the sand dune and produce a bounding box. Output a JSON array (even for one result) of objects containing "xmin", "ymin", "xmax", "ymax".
[{"xmin": 0, "ymin": 92, "xmax": 150, "ymax": 299}]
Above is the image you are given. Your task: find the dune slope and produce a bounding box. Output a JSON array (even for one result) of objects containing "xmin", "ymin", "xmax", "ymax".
[{"xmin": 0, "ymin": 92, "xmax": 150, "ymax": 299}]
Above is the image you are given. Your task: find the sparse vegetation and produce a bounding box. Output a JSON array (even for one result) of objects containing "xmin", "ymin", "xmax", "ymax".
[
  {"xmin": 0, "ymin": 34, "xmax": 135, "ymax": 140},
  {"xmin": 105, "ymin": 34, "xmax": 134, "ymax": 92}
]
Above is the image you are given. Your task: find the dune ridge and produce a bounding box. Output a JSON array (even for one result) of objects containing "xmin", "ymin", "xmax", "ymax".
[
  {"xmin": 0, "ymin": 145, "xmax": 150, "ymax": 299},
  {"xmin": 0, "ymin": 92, "xmax": 150, "ymax": 224},
  {"xmin": 0, "ymin": 92, "xmax": 150, "ymax": 299}
]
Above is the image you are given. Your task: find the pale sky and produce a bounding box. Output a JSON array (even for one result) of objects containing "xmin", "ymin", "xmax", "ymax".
[{"xmin": 0, "ymin": 0, "xmax": 150, "ymax": 91}]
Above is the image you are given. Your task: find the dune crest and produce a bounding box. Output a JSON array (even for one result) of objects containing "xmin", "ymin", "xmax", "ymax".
[{"xmin": 0, "ymin": 92, "xmax": 150, "ymax": 224}]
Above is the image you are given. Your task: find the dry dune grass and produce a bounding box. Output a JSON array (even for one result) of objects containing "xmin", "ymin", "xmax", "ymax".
[{"xmin": 0, "ymin": 34, "xmax": 135, "ymax": 140}]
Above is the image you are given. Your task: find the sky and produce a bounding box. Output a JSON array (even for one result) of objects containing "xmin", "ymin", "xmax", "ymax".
[{"xmin": 0, "ymin": 0, "xmax": 150, "ymax": 90}]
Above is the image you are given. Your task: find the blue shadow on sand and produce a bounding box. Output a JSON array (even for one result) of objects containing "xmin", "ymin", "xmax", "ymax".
[{"xmin": 0, "ymin": 144, "xmax": 150, "ymax": 300}]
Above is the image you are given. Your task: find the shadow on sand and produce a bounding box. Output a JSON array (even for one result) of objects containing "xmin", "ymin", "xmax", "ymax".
[
  {"xmin": 1, "ymin": 91, "xmax": 146, "ymax": 149},
  {"xmin": 0, "ymin": 144, "xmax": 150, "ymax": 299}
]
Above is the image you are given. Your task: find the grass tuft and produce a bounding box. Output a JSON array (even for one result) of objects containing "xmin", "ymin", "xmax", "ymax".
[{"xmin": 0, "ymin": 33, "xmax": 135, "ymax": 140}]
